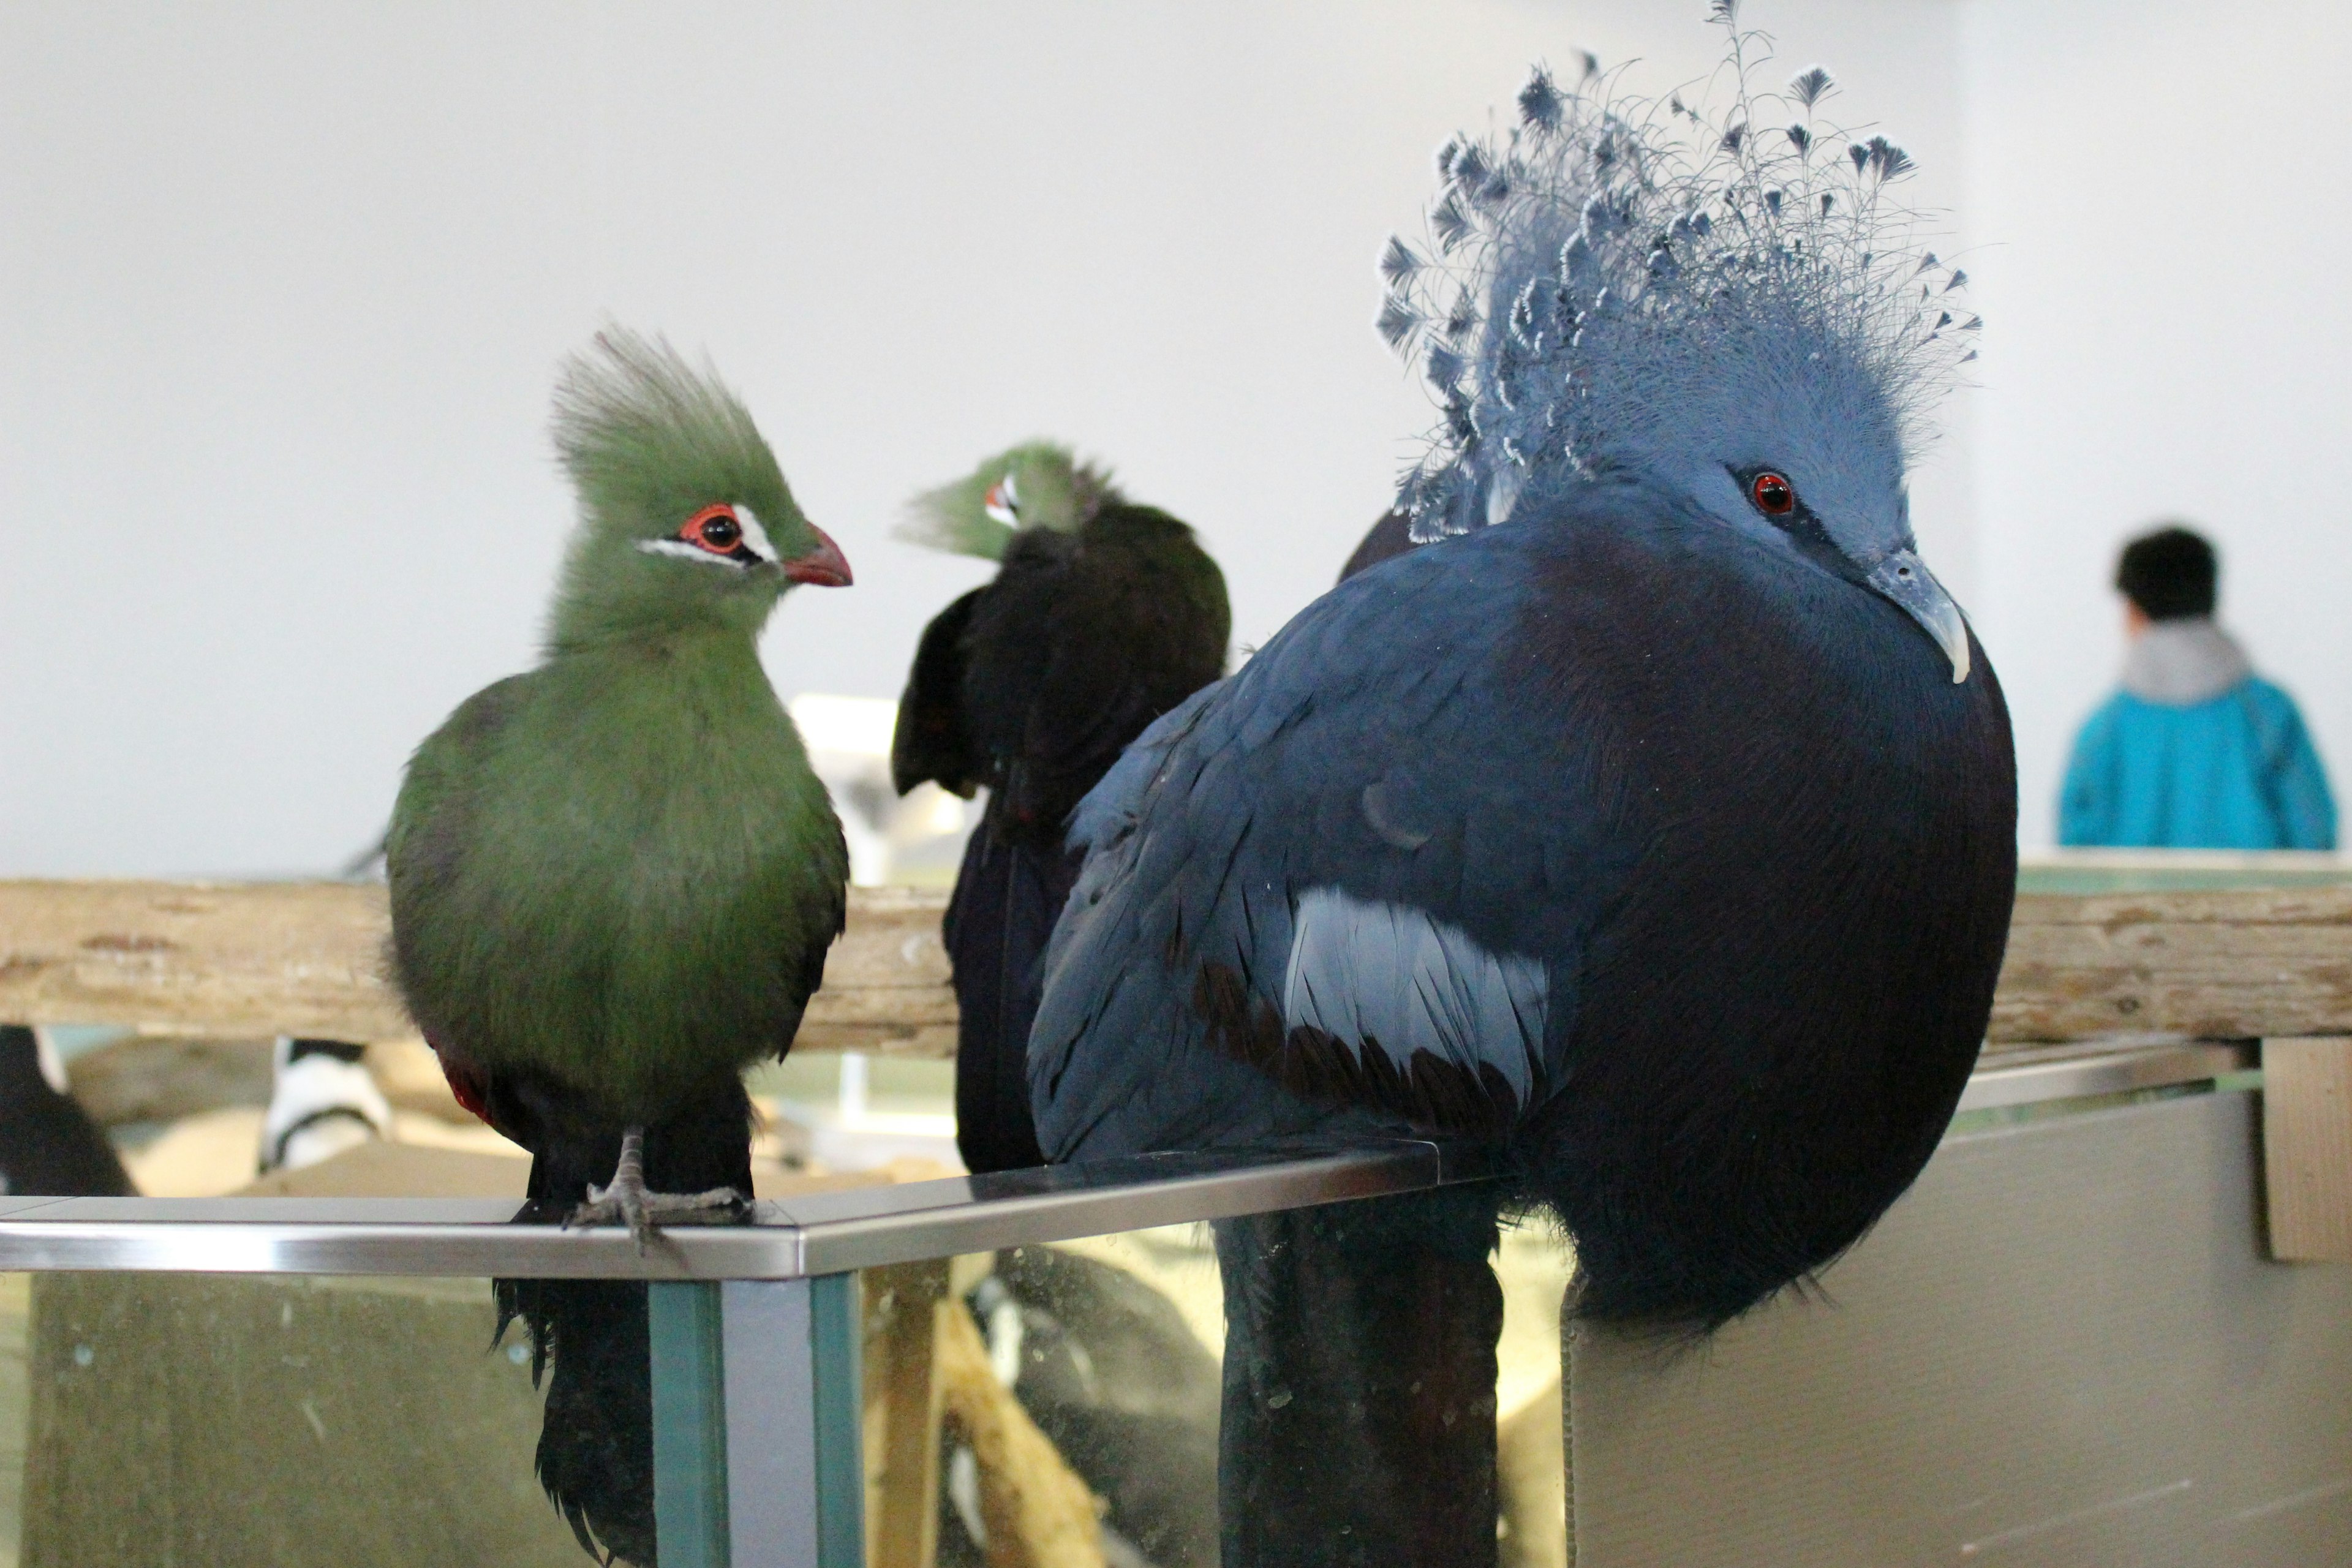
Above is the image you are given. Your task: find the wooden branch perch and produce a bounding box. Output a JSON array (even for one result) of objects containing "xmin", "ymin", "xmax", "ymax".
[
  {"xmin": 1990, "ymin": 885, "xmax": 2352, "ymax": 1048},
  {"xmin": 6, "ymin": 878, "xmax": 2352, "ymax": 1057},
  {"xmin": 0, "ymin": 880, "xmax": 957, "ymax": 1053}
]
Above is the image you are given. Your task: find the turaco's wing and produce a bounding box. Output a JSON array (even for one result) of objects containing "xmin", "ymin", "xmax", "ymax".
[
  {"xmin": 892, "ymin": 587, "xmax": 986, "ymax": 798},
  {"xmin": 383, "ymin": 673, "xmax": 540, "ymax": 1052},
  {"xmin": 961, "ymin": 513, "xmax": 1223, "ymax": 844},
  {"xmin": 1028, "ymin": 522, "xmax": 1633, "ymax": 1161}
]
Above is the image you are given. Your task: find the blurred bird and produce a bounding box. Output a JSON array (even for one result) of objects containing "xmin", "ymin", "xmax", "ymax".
[
  {"xmin": 0, "ymin": 1025, "xmax": 133, "ymax": 1197},
  {"xmin": 1337, "ymin": 507, "xmax": 1417, "ymax": 582},
  {"xmin": 386, "ymin": 328, "xmax": 852, "ymax": 1562},
  {"xmin": 256, "ymin": 1038, "xmax": 395, "ymax": 1174},
  {"xmin": 1031, "ymin": 21, "xmax": 2015, "ymax": 1564},
  {"xmin": 892, "ymin": 443, "xmax": 1227, "ymax": 1172}
]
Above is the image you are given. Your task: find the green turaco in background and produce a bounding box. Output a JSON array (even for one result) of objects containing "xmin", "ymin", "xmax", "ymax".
[
  {"xmin": 895, "ymin": 439, "xmax": 1119, "ymax": 560},
  {"xmin": 387, "ymin": 328, "xmax": 853, "ymax": 1237},
  {"xmin": 892, "ymin": 442, "xmax": 1229, "ymax": 1174}
]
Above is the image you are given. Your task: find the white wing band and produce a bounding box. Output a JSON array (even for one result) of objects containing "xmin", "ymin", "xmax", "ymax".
[{"xmin": 1280, "ymin": 886, "xmax": 1545, "ymax": 1102}]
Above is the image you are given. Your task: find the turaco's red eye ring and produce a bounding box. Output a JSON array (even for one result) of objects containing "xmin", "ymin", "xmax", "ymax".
[
  {"xmin": 681, "ymin": 503, "xmax": 744, "ymax": 554},
  {"xmin": 1749, "ymin": 472, "xmax": 1796, "ymax": 517}
]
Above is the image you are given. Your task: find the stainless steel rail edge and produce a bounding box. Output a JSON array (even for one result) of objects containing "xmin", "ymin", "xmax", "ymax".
[
  {"xmin": 0, "ymin": 1141, "xmax": 1480, "ymax": 1280},
  {"xmin": 0, "ymin": 1042, "xmax": 2256, "ymax": 1278},
  {"xmin": 1956, "ymin": 1039, "xmax": 2255, "ymax": 1114}
]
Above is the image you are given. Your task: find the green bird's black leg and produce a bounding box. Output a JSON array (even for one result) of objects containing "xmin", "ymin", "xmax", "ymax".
[{"xmin": 568, "ymin": 1127, "xmax": 748, "ymax": 1250}]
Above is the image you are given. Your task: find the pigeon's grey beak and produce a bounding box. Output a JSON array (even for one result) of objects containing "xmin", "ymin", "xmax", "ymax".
[{"xmin": 1866, "ymin": 549, "xmax": 1970, "ymax": 684}]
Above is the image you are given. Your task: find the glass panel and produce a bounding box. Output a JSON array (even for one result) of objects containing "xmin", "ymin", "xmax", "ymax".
[
  {"xmin": 853, "ymin": 1181, "xmax": 1559, "ymax": 1568},
  {"xmin": 1566, "ymin": 1087, "xmax": 2352, "ymax": 1566},
  {"xmin": 2, "ymin": 1274, "xmax": 24, "ymax": 1568},
  {"xmin": 1, "ymin": 1270, "xmax": 642, "ymax": 1567}
]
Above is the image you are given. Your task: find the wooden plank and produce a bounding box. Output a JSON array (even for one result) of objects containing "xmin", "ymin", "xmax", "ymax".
[
  {"xmin": 2263, "ymin": 1037, "xmax": 2352, "ymax": 1262},
  {"xmin": 0, "ymin": 880, "xmax": 407, "ymax": 1040},
  {"xmin": 797, "ymin": 885, "xmax": 957, "ymax": 1058},
  {"xmin": 1989, "ymin": 886, "xmax": 2352, "ymax": 1048},
  {"xmin": 9, "ymin": 878, "xmax": 2352, "ymax": 1055},
  {"xmin": 0, "ymin": 880, "xmax": 957, "ymax": 1054}
]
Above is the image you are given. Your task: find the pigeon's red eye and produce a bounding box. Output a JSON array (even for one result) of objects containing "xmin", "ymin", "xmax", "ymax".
[
  {"xmin": 682, "ymin": 505, "xmax": 743, "ymax": 552},
  {"xmin": 1750, "ymin": 472, "xmax": 1796, "ymax": 516}
]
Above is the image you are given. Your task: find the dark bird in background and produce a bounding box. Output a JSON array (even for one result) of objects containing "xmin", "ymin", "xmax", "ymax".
[
  {"xmin": 1030, "ymin": 24, "xmax": 2014, "ymax": 1566},
  {"xmin": 386, "ymin": 330, "xmax": 853, "ymax": 1563},
  {"xmin": 1338, "ymin": 508, "xmax": 1416, "ymax": 582},
  {"xmin": 892, "ymin": 443, "xmax": 1227, "ymax": 1172},
  {"xmin": 0, "ymin": 1025, "xmax": 133, "ymax": 1197}
]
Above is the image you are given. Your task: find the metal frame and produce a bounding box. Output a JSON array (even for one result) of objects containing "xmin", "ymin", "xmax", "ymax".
[
  {"xmin": 0, "ymin": 1139, "xmax": 1488, "ymax": 1278},
  {"xmin": 0, "ymin": 1046, "xmax": 2256, "ymax": 1281},
  {"xmin": 1956, "ymin": 1039, "xmax": 2255, "ymax": 1112}
]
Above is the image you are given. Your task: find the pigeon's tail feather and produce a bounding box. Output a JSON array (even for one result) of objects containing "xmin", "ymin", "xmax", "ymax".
[
  {"xmin": 1383, "ymin": 18, "xmax": 1975, "ymax": 540},
  {"xmin": 1213, "ymin": 1189, "xmax": 1504, "ymax": 1561}
]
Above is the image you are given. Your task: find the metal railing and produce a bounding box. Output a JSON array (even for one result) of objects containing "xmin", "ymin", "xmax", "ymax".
[
  {"xmin": 0, "ymin": 1041, "xmax": 2245, "ymax": 1280},
  {"xmin": 0, "ymin": 1139, "xmax": 1493, "ymax": 1278}
]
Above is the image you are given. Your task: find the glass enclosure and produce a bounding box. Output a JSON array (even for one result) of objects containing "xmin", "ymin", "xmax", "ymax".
[
  {"xmin": 1, "ymin": 1272, "xmax": 595, "ymax": 1567},
  {"xmin": 0, "ymin": 1143, "xmax": 1494, "ymax": 1568},
  {"xmin": 849, "ymin": 1195, "xmax": 1574, "ymax": 1568},
  {"xmin": 2, "ymin": 1044, "xmax": 2343, "ymax": 1568}
]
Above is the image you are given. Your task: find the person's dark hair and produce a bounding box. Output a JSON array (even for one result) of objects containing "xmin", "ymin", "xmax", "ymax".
[{"xmin": 2116, "ymin": 525, "xmax": 2217, "ymax": 620}]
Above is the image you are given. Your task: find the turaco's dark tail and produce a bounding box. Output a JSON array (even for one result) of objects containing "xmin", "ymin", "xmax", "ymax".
[
  {"xmin": 942, "ymin": 825, "xmax": 1078, "ymax": 1173},
  {"xmin": 491, "ymin": 1072, "xmax": 756, "ymax": 1567}
]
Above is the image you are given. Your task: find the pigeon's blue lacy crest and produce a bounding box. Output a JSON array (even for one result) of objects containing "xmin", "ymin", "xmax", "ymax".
[{"xmin": 1380, "ymin": 15, "xmax": 1979, "ymax": 543}]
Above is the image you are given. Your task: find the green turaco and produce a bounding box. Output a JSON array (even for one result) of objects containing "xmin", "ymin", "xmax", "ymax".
[
  {"xmin": 387, "ymin": 328, "xmax": 852, "ymax": 1241},
  {"xmin": 891, "ymin": 442, "xmax": 1228, "ymax": 1172}
]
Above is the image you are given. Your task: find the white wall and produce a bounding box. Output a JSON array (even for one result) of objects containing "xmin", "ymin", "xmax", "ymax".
[
  {"xmin": 1960, "ymin": 0, "xmax": 2352, "ymax": 844},
  {"xmin": 0, "ymin": 1, "xmax": 1964, "ymax": 876}
]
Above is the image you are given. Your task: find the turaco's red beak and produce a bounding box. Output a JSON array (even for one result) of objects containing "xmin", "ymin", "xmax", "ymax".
[{"xmin": 783, "ymin": 526, "xmax": 853, "ymax": 587}]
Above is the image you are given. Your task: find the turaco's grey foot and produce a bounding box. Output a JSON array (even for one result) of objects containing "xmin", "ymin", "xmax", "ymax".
[{"xmin": 567, "ymin": 1128, "xmax": 748, "ymax": 1253}]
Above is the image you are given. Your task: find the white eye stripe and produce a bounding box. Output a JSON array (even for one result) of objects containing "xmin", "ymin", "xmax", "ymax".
[
  {"xmin": 633, "ymin": 503, "xmax": 782, "ymax": 570},
  {"xmin": 734, "ymin": 505, "xmax": 779, "ymax": 563},
  {"xmin": 638, "ymin": 538, "xmax": 747, "ymax": 569},
  {"xmin": 983, "ymin": 473, "xmax": 1019, "ymax": 527}
]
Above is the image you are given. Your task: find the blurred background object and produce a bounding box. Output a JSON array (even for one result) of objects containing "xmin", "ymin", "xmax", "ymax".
[
  {"xmin": 0, "ymin": 1027, "xmax": 132, "ymax": 1197},
  {"xmin": 7, "ymin": 0, "xmax": 2344, "ymax": 871},
  {"xmin": 256, "ymin": 1037, "xmax": 395, "ymax": 1175},
  {"xmin": 2059, "ymin": 525, "xmax": 2337, "ymax": 851},
  {"xmin": 791, "ymin": 693, "xmax": 976, "ymax": 887}
]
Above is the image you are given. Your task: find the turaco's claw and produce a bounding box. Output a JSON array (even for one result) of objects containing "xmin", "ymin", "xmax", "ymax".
[{"xmin": 567, "ymin": 1127, "xmax": 748, "ymax": 1253}]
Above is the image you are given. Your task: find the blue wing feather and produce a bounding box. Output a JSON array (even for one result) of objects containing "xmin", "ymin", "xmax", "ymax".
[{"xmin": 1031, "ymin": 522, "xmax": 1621, "ymax": 1159}]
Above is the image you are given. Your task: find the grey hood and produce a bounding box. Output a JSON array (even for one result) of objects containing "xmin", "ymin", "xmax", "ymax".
[{"xmin": 2122, "ymin": 617, "xmax": 2253, "ymax": 706}]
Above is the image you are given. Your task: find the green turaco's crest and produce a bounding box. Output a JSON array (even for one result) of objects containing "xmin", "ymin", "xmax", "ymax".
[
  {"xmin": 545, "ymin": 329, "xmax": 851, "ymax": 650},
  {"xmin": 897, "ymin": 441, "xmax": 1119, "ymax": 562}
]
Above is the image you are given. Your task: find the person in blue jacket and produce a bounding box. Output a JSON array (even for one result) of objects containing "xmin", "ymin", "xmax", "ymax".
[{"xmin": 2059, "ymin": 525, "xmax": 2335, "ymax": 849}]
